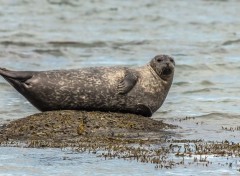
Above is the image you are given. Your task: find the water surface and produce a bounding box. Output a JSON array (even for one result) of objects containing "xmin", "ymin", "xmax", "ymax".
[{"xmin": 0, "ymin": 0, "xmax": 240, "ymax": 175}]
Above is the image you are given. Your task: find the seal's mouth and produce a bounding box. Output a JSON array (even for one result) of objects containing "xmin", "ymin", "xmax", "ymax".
[{"xmin": 161, "ymin": 67, "xmax": 172, "ymax": 76}]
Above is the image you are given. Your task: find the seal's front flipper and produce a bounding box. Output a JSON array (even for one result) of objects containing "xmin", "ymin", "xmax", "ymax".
[
  {"xmin": 136, "ymin": 104, "xmax": 152, "ymax": 117},
  {"xmin": 117, "ymin": 70, "xmax": 138, "ymax": 95}
]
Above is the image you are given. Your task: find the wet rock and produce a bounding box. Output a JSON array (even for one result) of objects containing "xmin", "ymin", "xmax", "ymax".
[{"xmin": 0, "ymin": 110, "xmax": 176, "ymax": 148}]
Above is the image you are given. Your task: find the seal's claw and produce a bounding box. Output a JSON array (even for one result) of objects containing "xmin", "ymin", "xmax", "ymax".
[{"xmin": 136, "ymin": 104, "xmax": 152, "ymax": 117}]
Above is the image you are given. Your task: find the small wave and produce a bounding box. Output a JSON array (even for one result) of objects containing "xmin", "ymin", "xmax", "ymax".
[
  {"xmin": 111, "ymin": 40, "xmax": 150, "ymax": 47},
  {"xmin": 172, "ymin": 53, "xmax": 188, "ymax": 57},
  {"xmin": 220, "ymin": 99, "xmax": 235, "ymax": 103},
  {"xmin": 222, "ymin": 39, "xmax": 240, "ymax": 46},
  {"xmin": 60, "ymin": 40, "xmax": 150, "ymax": 50},
  {"xmin": 0, "ymin": 41, "xmax": 34, "ymax": 47},
  {"xmin": 47, "ymin": 0, "xmax": 77, "ymax": 6},
  {"xmin": 188, "ymin": 22, "xmax": 202, "ymax": 25},
  {"xmin": 196, "ymin": 112, "xmax": 240, "ymax": 119},
  {"xmin": 10, "ymin": 32, "xmax": 35, "ymax": 38},
  {"xmin": 183, "ymin": 88, "xmax": 212, "ymax": 94},
  {"xmin": 176, "ymin": 64, "xmax": 196, "ymax": 70},
  {"xmin": 33, "ymin": 49, "xmax": 65, "ymax": 57},
  {"xmin": 200, "ymin": 80, "xmax": 215, "ymax": 86},
  {"xmin": 48, "ymin": 41, "xmax": 107, "ymax": 48},
  {"xmin": 6, "ymin": 51, "xmax": 35, "ymax": 59},
  {"xmin": 173, "ymin": 81, "xmax": 190, "ymax": 86},
  {"xmin": 177, "ymin": 64, "xmax": 213, "ymax": 71}
]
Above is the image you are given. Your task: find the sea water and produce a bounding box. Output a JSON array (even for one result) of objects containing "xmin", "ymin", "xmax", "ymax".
[{"xmin": 0, "ymin": 0, "xmax": 240, "ymax": 175}]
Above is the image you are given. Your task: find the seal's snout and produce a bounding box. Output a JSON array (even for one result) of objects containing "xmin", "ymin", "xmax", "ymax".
[
  {"xmin": 162, "ymin": 60, "xmax": 174, "ymax": 75},
  {"xmin": 164, "ymin": 62, "xmax": 172, "ymax": 70},
  {"xmin": 162, "ymin": 66, "xmax": 172, "ymax": 76}
]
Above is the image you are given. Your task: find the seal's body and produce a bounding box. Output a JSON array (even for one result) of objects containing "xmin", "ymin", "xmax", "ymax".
[{"xmin": 0, "ymin": 55, "xmax": 175, "ymax": 117}]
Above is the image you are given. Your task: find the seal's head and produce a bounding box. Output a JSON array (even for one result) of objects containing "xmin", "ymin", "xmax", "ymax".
[{"xmin": 150, "ymin": 55, "xmax": 175, "ymax": 81}]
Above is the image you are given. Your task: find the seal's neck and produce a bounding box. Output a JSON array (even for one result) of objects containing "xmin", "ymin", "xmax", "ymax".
[
  {"xmin": 147, "ymin": 64, "xmax": 174, "ymax": 86},
  {"xmin": 147, "ymin": 64, "xmax": 164, "ymax": 82}
]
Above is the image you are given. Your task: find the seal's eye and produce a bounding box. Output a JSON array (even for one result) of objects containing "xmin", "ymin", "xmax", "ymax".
[
  {"xmin": 170, "ymin": 58, "xmax": 174, "ymax": 62},
  {"xmin": 156, "ymin": 58, "xmax": 163, "ymax": 62}
]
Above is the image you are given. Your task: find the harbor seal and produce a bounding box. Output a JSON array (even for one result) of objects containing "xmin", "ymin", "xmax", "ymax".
[{"xmin": 0, "ymin": 55, "xmax": 175, "ymax": 117}]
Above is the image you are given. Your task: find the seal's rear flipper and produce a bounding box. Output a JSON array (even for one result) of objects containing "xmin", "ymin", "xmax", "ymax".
[
  {"xmin": 0, "ymin": 68, "xmax": 34, "ymax": 82},
  {"xmin": 0, "ymin": 68, "xmax": 35, "ymax": 91}
]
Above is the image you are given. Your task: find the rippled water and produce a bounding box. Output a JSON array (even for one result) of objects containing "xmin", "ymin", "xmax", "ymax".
[{"xmin": 0, "ymin": 0, "xmax": 240, "ymax": 175}]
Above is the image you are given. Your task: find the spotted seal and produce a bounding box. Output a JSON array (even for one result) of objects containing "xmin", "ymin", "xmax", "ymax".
[{"xmin": 0, "ymin": 55, "xmax": 175, "ymax": 117}]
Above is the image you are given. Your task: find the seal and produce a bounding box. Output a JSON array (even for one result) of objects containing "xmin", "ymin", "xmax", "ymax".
[{"xmin": 0, "ymin": 55, "xmax": 175, "ymax": 117}]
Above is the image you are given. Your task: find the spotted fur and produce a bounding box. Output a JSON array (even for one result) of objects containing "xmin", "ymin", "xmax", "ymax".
[{"xmin": 0, "ymin": 55, "xmax": 175, "ymax": 117}]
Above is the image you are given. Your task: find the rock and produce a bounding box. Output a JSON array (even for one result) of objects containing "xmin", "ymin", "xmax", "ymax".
[{"xmin": 0, "ymin": 110, "xmax": 176, "ymax": 148}]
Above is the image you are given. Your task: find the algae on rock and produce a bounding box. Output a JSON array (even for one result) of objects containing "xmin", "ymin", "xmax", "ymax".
[{"xmin": 0, "ymin": 110, "xmax": 175, "ymax": 148}]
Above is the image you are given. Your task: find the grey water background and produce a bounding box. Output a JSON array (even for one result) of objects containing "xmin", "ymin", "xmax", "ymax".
[{"xmin": 0, "ymin": 0, "xmax": 240, "ymax": 175}]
